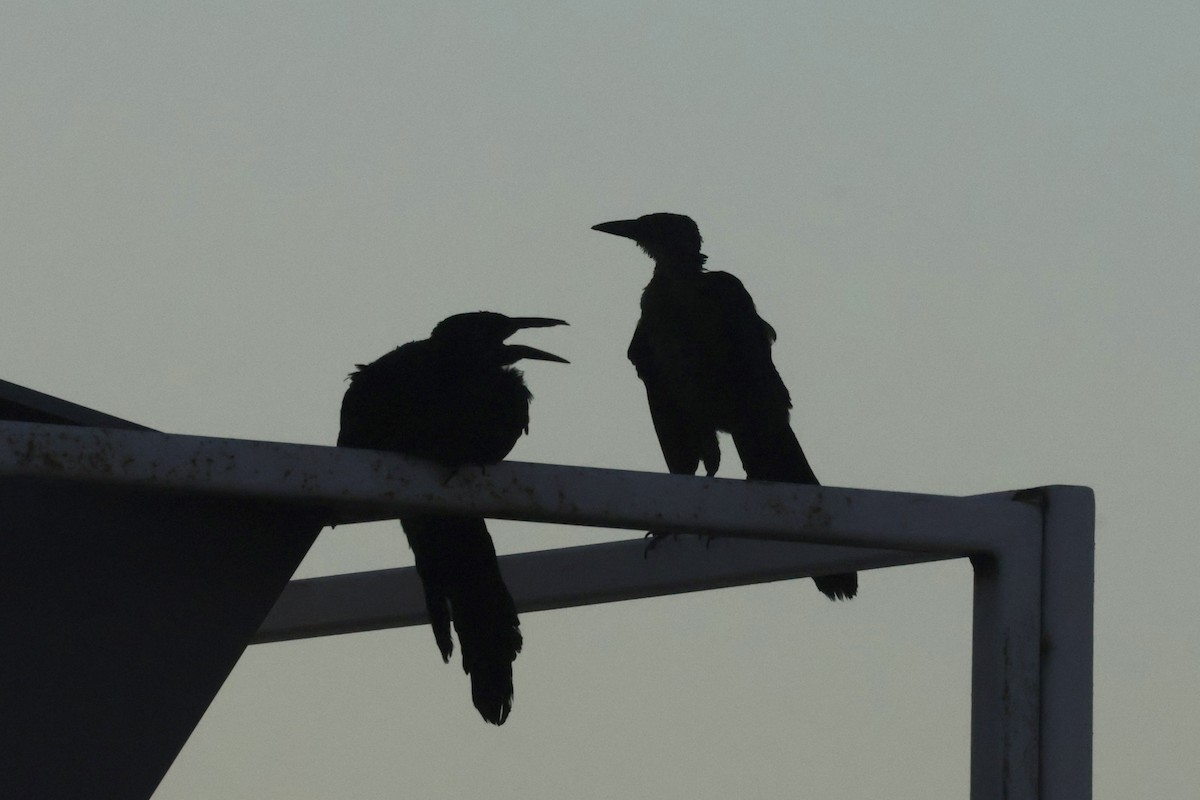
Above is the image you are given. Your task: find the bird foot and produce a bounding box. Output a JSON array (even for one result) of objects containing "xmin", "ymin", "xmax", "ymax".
[
  {"xmin": 642, "ymin": 530, "xmax": 671, "ymax": 558},
  {"xmin": 642, "ymin": 528, "xmax": 682, "ymax": 558}
]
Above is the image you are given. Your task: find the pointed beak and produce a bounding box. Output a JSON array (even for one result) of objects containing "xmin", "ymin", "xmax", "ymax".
[
  {"xmin": 508, "ymin": 317, "xmax": 568, "ymax": 331},
  {"xmin": 504, "ymin": 344, "xmax": 569, "ymax": 364},
  {"xmin": 591, "ymin": 219, "xmax": 643, "ymax": 240}
]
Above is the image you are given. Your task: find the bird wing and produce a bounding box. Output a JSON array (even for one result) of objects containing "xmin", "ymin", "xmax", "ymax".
[
  {"xmin": 695, "ymin": 272, "xmax": 815, "ymax": 482},
  {"xmin": 337, "ymin": 342, "xmax": 433, "ymax": 452},
  {"xmin": 629, "ymin": 317, "xmax": 720, "ymax": 476},
  {"xmin": 698, "ymin": 271, "xmax": 792, "ymax": 414}
]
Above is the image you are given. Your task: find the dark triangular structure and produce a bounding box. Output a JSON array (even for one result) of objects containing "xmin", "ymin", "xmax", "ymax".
[{"xmin": 0, "ymin": 380, "xmax": 322, "ymax": 798}]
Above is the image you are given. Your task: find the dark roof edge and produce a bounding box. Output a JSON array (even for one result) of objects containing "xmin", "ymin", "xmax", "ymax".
[{"xmin": 0, "ymin": 378, "xmax": 152, "ymax": 431}]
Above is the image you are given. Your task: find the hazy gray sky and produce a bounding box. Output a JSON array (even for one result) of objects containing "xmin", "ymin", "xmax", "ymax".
[{"xmin": 3, "ymin": 3, "xmax": 1197, "ymax": 797}]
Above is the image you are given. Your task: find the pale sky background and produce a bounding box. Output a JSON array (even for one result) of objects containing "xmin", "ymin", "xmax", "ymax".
[{"xmin": 2, "ymin": 3, "xmax": 1197, "ymax": 798}]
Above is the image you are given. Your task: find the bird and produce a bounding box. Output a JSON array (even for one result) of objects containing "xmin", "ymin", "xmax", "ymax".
[
  {"xmin": 337, "ymin": 311, "xmax": 568, "ymax": 724},
  {"xmin": 591, "ymin": 213, "xmax": 857, "ymax": 601}
]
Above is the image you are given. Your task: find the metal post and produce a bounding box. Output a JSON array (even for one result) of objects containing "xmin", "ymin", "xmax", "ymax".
[
  {"xmin": 970, "ymin": 522, "xmax": 1043, "ymax": 800},
  {"xmin": 1039, "ymin": 486, "xmax": 1095, "ymax": 800}
]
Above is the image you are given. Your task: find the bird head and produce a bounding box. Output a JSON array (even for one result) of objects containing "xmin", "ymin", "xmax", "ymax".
[
  {"xmin": 591, "ymin": 213, "xmax": 706, "ymax": 268},
  {"xmin": 430, "ymin": 312, "xmax": 569, "ymax": 367}
]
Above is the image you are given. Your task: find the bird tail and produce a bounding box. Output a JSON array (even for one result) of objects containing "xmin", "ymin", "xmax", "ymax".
[
  {"xmin": 812, "ymin": 572, "xmax": 858, "ymax": 601},
  {"xmin": 732, "ymin": 417, "xmax": 859, "ymax": 601},
  {"xmin": 402, "ymin": 515, "xmax": 523, "ymax": 725}
]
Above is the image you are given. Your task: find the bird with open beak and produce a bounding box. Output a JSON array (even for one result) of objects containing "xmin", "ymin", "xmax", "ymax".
[{"xmin": 338, "ymin": 311, "xmax": 569, "ymax": 724}]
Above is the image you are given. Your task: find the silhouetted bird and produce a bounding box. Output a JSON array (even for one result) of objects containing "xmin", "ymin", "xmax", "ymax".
[
  {"xmin": 591, "ymin": 213, "xmax": 856, "ymax": 600},
  {"xmin": 337, "ymin": 312, "xmax": 568, "ymax": 724}
]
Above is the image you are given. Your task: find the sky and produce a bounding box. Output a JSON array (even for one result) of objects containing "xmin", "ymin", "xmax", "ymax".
[{"xmin": 2, "ymin": 3, "xmax": 1197, "ymax": 797}]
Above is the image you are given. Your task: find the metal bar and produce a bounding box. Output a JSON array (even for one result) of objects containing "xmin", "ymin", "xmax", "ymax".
[
  {"xmin": 1038, "ymin": 486, "xmax": 1095, "ymax": 800},
  {"xmin": 0, "ymin": 409, "xmax": 1094, "ymax": 799},
  {"xmin": 970, "ymin": 501, "xmax": 1044, "ymax": 800},
  {"xmin": 0, "ymin": 421, "xmax": 1038, "ymax": 554},
  {"xmin": 254, "ymin": 536, "xmax": 956, "ymax": 643}
]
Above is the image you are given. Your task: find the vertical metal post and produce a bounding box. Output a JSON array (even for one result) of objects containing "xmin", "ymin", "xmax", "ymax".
[
  {"xmin": 971, "ymin": 506, "xmax": 1043, "ymax": 800},
  {"xmin": 1039, "ymin": 486, "xmax": 1095, "ymax": 800}
]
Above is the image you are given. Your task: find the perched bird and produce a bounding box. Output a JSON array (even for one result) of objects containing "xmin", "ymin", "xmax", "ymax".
[
  {"xmin": 338, "ymin": 312, "xmax": 568, "ymax": 724},
  {"xmin": 591, "ymin": 213, "xmax": 856, "ymax": 600}
]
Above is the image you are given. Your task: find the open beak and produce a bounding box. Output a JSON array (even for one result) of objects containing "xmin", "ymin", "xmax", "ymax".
[{"xmin": 503, "ymin": 318, "xmax": 568, "ymax": 364}]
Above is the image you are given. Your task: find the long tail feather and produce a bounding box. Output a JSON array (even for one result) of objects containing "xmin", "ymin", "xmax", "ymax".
[
  {"xmin": 401, "ymin": 515, "xmax": 523, "ymax": 724},
  {"xmin": 732, "ymin": 420, "xmax": 858, "ymax": 601}
]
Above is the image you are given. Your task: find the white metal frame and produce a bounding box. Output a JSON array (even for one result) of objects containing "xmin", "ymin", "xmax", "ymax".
[{"xmin": 0, "ymin": 421, "xmax": 1093, "ymax": 800}]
